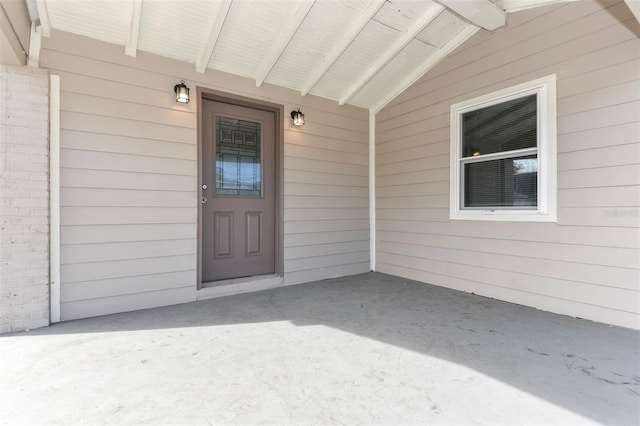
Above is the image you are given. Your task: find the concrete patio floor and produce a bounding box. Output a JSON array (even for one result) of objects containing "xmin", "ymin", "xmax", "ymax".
[{"xmin": 2, "ymin": 272, "xmax": 639, "ymax": 425}]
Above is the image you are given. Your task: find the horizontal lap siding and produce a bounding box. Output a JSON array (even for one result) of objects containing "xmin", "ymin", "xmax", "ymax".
[
  {"xmin": 46, "ymin": 47, "xmax": 198, "ymax": 320},
  {"xmin": 283, "ymin": 122, "xmax": 370, "ymax": 285},
  {"xmin": 376, "ymin": 0, "xmax": 640, "ymax": 329},
  {"xmin": 40, "ymin": 31, "xmax": 369, "ymax": 320}
]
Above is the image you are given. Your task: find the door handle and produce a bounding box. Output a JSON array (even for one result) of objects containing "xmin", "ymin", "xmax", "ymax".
[{"xmin": 201, "ymin": 196, "xmax": 208, "ymax": 205}]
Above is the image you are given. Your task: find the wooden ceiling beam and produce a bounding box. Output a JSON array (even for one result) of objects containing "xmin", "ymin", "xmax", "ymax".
[
  {"xmin": 338, "ymin": 3, "xmax": 445, "ymax": 106},
  {"xmin": 496, "ymin": 0, "xmax": 578, "ymax": 13},
  {"xmin": 300, "ymin": 0, "xmax": 386, "ymax": 97},
  {"xmin": 254, "ymin": 0, "xmax": 315, "ymax": 87},
  {"xmin": 125, "ymin": 0, "xmax": 142, "ymax": 57},
  {"xmin": 34, "ymin": 0, "xmax": 50, "ymax": 36},
  {"xmin": 195, "ymin": 0, "xmax": 232, "ymax": 73},
  {"xmin": 371, "ymin": 24, "xmax": 479, "ymax": 113},
  {"xmin": 439, "ymin": 0, "xmax": 505, "ymax": 30}
]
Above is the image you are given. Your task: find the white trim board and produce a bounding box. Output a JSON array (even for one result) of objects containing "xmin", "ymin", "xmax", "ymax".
[
  {"xmin": 49, "ymin": 74, "xmax": 60, "ymax": 323},
  {"xmin": 369, "ymin": 109, "xmax": 376, "ymax": 271}
]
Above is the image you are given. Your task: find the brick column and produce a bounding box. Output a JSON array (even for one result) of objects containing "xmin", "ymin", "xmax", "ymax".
[{"xmin": 0, "ymin": 66, "xmax": 50, "ymax": 333}]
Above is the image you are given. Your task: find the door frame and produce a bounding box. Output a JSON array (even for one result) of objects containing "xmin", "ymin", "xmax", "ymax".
[{"xmin": 196, "ymin": 87, "xmax": 284, "ymax": 289}]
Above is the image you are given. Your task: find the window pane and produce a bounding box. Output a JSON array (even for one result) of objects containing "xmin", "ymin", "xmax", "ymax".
[
  {"xmin": 462, "ymin": 94, "xmax": 537, "ymax": 157},
  {"xmin": 463, "ymin": 155, "xmax": 537, "ymax": 208},
  {"xmin": 215, "ymin": 116, "xmax": 261, "ymax": 196}
]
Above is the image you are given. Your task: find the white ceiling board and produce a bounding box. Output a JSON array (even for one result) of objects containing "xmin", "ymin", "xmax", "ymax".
[
  {"xmin": 496, "ymin": 0, "xmax": 578, "ymax": 12},
  {"xmin": 300, "ymin": 0, "xmax": 386, "ymax": 96},
  {"xmin": 39, "ymin": 0, "xmax": 564, "ymax": 109},
  {"xmin": 254, "ymin": 0, "xmax": 315, "ymax": 87},
  {"xmin": 371, "ymin": 24, "xmax": 479, "ymax": 112},
  {"xmin": 138, "ymin": 1, "xmax": 220, "ymax": 64},
  {"xmin": 350, "ymin": 39, "xmax": 437, "ymax": 107},
  {"xmin": 266, "ymin": 0, "xmax": 367, "ymax": 91},
  {"xmin": 46, "ymin": 0, "xmax": 132, "ymax": 45},
  {"xmin": 338, "ymin": 2, "xmax": 444, "ymax": 105},
  {"xmin": 417, "ymin": 8, "xmax": 469, "ymax": 48},
  {"xmin": 208, "ymin": 0, "xmax": 295, "ymax": 80},
  {"xmin": 373, "ymin": 0, "xmax": 437, "ymax": 32},
  {"xmin": 439, "ymin": 0, "xmax": 505, "ymax": 30},
  {"xmin": 195, "ymin": 0, "xmax": 232, "ymax": 72},
  {"xmin": 310, "ymin": 20, "xmax": 400, "ymax": 101}
]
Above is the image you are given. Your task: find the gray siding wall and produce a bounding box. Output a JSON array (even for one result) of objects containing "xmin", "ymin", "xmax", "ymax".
[
  {"xmin": 0, "ymin": 66, "xmax": 50, "ymax": 333},
  {"xmin": 376, "ymin": 0, "xmax": 640, "ymax": 329},
  {"xmin": 39, "ymin": 32, "xmax": 369, "ymax": 321},
  {"xmin": 0, "ymin": 1, "xmax": 31, "ymax": 66}
]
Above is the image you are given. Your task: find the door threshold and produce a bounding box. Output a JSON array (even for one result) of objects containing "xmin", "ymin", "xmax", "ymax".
[{"xmin": 197, "ymin": 274, "xmax": 283, "ymax": 301}]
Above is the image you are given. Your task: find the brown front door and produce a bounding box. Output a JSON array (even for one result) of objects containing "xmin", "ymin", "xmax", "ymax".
[{"xmin": 201, "ymin": 100, "xmax": 276, "ymax": 282}]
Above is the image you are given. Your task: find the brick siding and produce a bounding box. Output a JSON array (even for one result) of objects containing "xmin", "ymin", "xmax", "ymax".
[{"xmin": 0, "ymin": 66, "xmax": 50, "ymax": 333}]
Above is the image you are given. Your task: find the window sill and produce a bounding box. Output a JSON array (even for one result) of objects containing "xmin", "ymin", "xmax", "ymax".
[{"xmin": 450, "ymin": 211, "xmax": 557, "ymax": 223}]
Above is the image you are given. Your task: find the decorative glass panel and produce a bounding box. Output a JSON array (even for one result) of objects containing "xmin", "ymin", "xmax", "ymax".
[
  {"xmin": 215, "ymin": 116, "xmax": 261, "ymax": 196},
  {"xmin": 463, "ymin": 154, "xmax": 538, "ymax": 209}
]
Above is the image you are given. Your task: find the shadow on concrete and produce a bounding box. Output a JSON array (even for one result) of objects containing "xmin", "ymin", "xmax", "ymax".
[{"xmin": 4, "ymin": 272, "xmax": 640, "ymax": 424}]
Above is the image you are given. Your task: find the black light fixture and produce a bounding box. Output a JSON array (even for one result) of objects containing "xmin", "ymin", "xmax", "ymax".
[
  {"xmin": 290, "ymin": 109, "xmax": 305, "ymax": 126},
  {"xmin": 174, "ymin": 80, "xmax": 190, "ymax": 103}
]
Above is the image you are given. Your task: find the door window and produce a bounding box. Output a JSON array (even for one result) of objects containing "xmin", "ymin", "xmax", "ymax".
[{"xmin": 215, "ymin": 116, "xmax": 262, "ymax": 196}]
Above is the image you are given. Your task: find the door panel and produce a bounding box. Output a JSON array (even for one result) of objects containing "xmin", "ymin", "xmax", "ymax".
[
  {"xmin": 214, "ymin": 212, "xmax": 233, "ymax": 258},
  {"xmin": 246, "ymin": 211, "xmax": 263, "ymax": 256},
  {"xmin": 202, "ymin": 100, "xmax": 275, "ymax": 282}
]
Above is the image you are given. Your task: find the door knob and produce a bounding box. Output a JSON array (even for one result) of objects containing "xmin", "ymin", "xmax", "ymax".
[
  {"xmin": 202, "ymin": 184, "xmax": 207, "ymax": 190},
  {"xmin": 201, "ymin": 197, "xmax": 208, "ymax": 205}
]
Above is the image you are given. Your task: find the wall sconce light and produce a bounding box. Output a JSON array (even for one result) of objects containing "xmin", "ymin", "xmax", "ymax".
[
  {"xmin": 290, "ymin": 109, "xmax": 305, "ymax": 126},
  {"xmin": 174, "ymin": 80, "xmax": 190, "ymax": 103}
]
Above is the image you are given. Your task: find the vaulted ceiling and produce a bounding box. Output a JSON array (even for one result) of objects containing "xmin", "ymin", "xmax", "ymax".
[{"xmin": 26, "ymin": 0, "xmax": 574, "ymax": 111}]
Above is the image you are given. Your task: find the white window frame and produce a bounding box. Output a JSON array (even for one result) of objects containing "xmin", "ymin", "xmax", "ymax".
[{"xmin": 449, "ymin": 74, "xmax": 557, "ymax": 222}]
